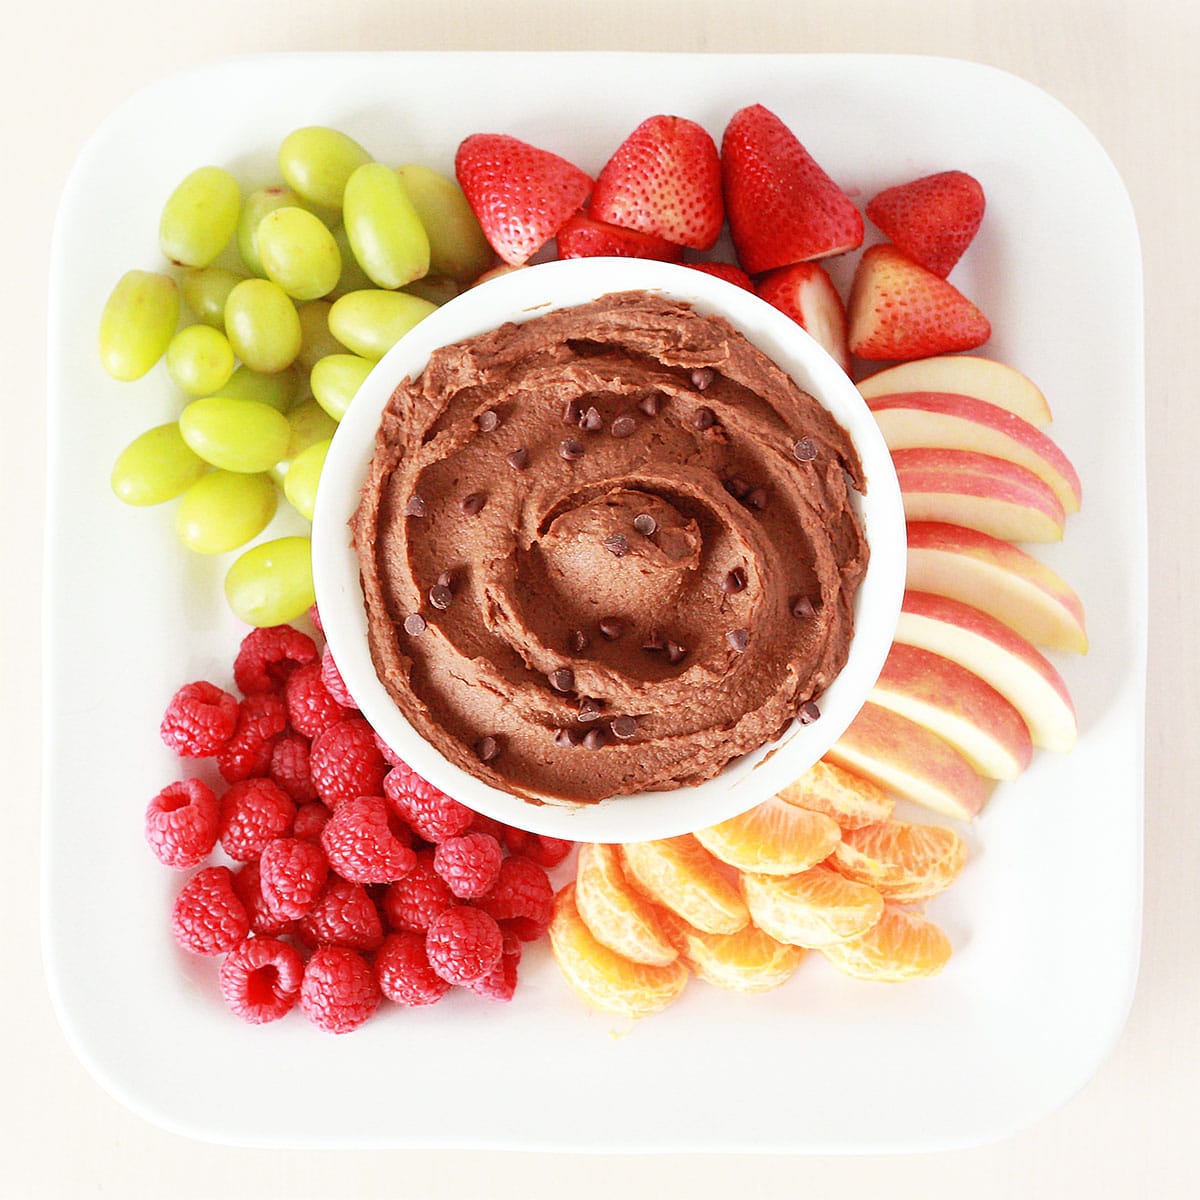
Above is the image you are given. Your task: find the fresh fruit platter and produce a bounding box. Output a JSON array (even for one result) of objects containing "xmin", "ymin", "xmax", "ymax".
[{"xmin": 44, "ymin": 54, "xmax": 1144, "ymax": 1152}]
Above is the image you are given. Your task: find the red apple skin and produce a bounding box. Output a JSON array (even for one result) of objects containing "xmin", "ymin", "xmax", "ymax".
[
  {"xmin": 906, "ymin": 521, "xmax": 1088, "ymax": 653},
  {"xmin": 871, "ymin": 642, "xmax": 1033, "ymax": 780}
]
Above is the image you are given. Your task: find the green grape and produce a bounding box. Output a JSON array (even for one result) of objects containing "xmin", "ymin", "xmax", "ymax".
[
  {"xmin": 328, "ymin": 223, "xmax": 376, "ymax": 298},
  {"xmin": 404, "ymin": 275, "xmax": 460, "ymax": 306},
  {"xmin": 396, "ymin": 163, "xmax": 493, "ymax": 283},
  {"xmin": 310, "ymin": 353, "xmax": 374, "ymax": 421},
  {"xmin": 236, "ymin": 185, "xmax": 304, "ymax": 276},
  {"xmin": 179, "ymin": 396, "xmax": 292, "ymax": 473},
  {"xmin": 165, "ymin": 324, "xmax": 236, "ymax": 396},
  {"xmin": 328, "ymin": 290, "xmax": 436, "ymax": 360},
  {"xmin": 278, "ymin": 127, "xmax": 371, "ymax": 210},
  {"xmin": 111, "ymin": 422, "xmax": 207, "ymax": 505},
  {"xmin": 224, "ymin": 278, "xmax": 302, "ymax": 373},
  {"xmin": 296, "ymin": 300, "xmax": 344, "ymax": 370},
  {"xmin": 225, "ymin": 535, "xmax": 315, "ymax": 626},
  {"xmin": 271, "ymin": 398, "xmax": 338, "ymax": 486},
  {"xmin": 343, "ymin": 163, "xmax": 430, "ymax": 289},
  {"xmin": 159, "ymin": 165, "xmax": 241, "ymax": 267},
  {"xmin": 283, "ymin": 438, "xmax": 331, "ymax": 520},
  {"xmin": 216, "ymin": 364, "xmax": 298, "ymax": 412},
  {"xmin": 175, "ymin": 470, "xmax": 279, "ymax": 554},
  {"xmin": 256, "ymin": 206, "xmax": 342, "ymax": 301},
  {"xmin": 180, "ymin": 266, "xmax": 243, "ymax": 328},
  {"xmin": 98, "ymin": 270, "xmax": 180, "ymax": 381}
]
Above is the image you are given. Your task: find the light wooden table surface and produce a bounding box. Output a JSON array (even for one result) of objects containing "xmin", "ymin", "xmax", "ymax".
[{"xmin": 5, "ymin": 1, "xmax": 1195, "ymax": 1195}]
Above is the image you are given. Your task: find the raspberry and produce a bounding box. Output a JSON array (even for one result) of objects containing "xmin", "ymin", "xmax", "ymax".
[
  {"xmin": 259, "ymin": 836, "xmax": 329, "ymax": 919},
  {"xmin": 306, "ymin": 603, "xmax": 324, "ymax": 635},
  {"xmin": 216, "ymin": 692, "xmax": 288, "ymax": 783},
  {"xmin": 300, "ymin": 877, "xmax": 384, "ymax": 951},
  {"xmin": 269, "ymin": 733, "xmax": 318, "ymax": 804},
  {"xmin": 375, "ymin": 931, "xmax": 452, "ymax": 1007},
  {"xmin": 293, "ymin": 801, "xmax": 331, "ymax": 842},
  {"xmin": 218, "ymin": 778, "xmax": 296, "ymax": 862},
  {"xmin": 284, "ymin": 661, "xmax": 349, "ymax": 739},
  {"xmin": 219, "ymin": 937, "xmax": 304, "ymax": 1024},
  {"xmin": 309, "ymin": 718, "xmax": 387, "ymax": 808},
  {"xmin": 503, "ymin": 827, "xmax": 573, "ymax": 868},
  {"xmin": 469, "ymin": 943, "xmax": 521, "ymax": 1002},
  {"xmin": 320, "ymin": 645, "xmax": 357, "ymax": 709},
  {"xmin": 425, "ymin": 906, "xmax": 503, "ymax": 985},
  {"xmin": 233, "ymin": 624, "xmax": 318, "ymax": 695},
  {"xmin": 159, "ymin": 681, "xmax": 238, "ymax": 757},
  {"xmin": 144, "ymin": 778, "xmax": 219, "ymax": 869},
  {"xmin": 381, "ymin": 850, "xmax": 455, "ymax": 932},
  {"xmin": 374, "ymin": 731, "xmax": 406, "ymax": 768},
  {"xmin": 383, "ymin": 761, "xmax": 473, "ymax": 842},
  {"xmin": 231, "ymin": 860, "xmax": 295, "ymax": 937},
  {"xmin": 474, "ymin": 855, "xmax": 554, "ymax": 942},
  {"xmin": 321, "ymin": 796, "xmax": 417, "ymax": 884},
  {"xmin": 171, "ymin": 866, "xmax": 249, "ymax": 956},
  {"xmin": 468, "ymin": 812, "xmax": 506, "ymax": 840},
  {"xmin": 300, "ymin": 946, "xmax": 381, "ymax": 1034},
  {"xmin": 433, "ymin": 832, "xmax": 503, "ymax": 900}
]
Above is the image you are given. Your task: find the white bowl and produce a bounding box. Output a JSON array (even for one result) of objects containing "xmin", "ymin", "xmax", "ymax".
[{"xmin": 312, "ymin": 256, "xmax": 905, "ymax": 842}]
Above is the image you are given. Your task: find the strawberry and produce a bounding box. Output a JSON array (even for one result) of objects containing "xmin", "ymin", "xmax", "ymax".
[
  {"xmin": 721, "ymin": 103, "xmax": 863, "ymax": 274},
  {"xmin": 685, "ymin": 261, "xmax": 755, "ymax": 292},
  {"xmin": 455, "ymin": 134, "xmax": 593, "ymax": 266},
  {"xmin": 847, "ymin": 244, "xmax": 991, "ymax": 361},
  {"xmin": 865, "ymin": 170, "xmax": 985, "ymax": 278},
  {"xmin": 756, "ymin": 263, "xmax": 850, "ymax": 373},
  {"xmin": 589, "ymin": 114, "xmax": 723, "ymax": 251},
  {"xmin": 555, "ymin": 211, "xmax": 683, "ymax": 262}
]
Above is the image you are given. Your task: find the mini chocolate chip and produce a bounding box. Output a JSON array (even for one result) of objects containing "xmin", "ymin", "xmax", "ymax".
[
  {"xmin": 461, "ymin": 491, "xmax": 486, "ymax": 516},
  {"xmin": 633, "ymin": 513, "xmax": 657, "ymax": 536},
  {"xmin": 723, "ymin": 567, "xmax": 747, "ymax": 593},
  {"xmin": 641, "ymin": 629, "xmax": 665, "ymax": 652},
  {"xmin": 723, "ymin": 476, "xmax": 751, "ymax": 500},
  {"xmin": 477, "ymin": 408, "xmax": 500, "ymax": 432},
  {"xmin": 745, "ymin": 487, "xmax": 768, "ymax": 511},
  {"xmin": 611, "ymin": 415, "xmax": 637, "ymax": 439},
  {"xmin": 567, "ymin": 629, "xmax": 590, "ymax": 653},
  {"xmin": 598, "ymin": 617, "xmax": 624, "ymax": 641},
  {"xmin": 578, "ymin": 697, "xmax": 603, "ymax": 722},
  {"xmin": 692, "ymin": 405, "xmax": 716, "ymax": 431},
  {"xmin": 603, "ymin": 533, "xmax": 629, "ymax": 557},
  {"xmin": 580, "ymin": 405, "xmax": 603, "ymax": 432},
  {"xmin": 403, "ymin": 613, "xmax": 427, "ymax": 636},
  {"xmin": 792, "ymin": 595, "xmax": 816, "ymax": 619},
  {"xmin": 506, "ymin": 447, "xmax": 530, "ymax": 471},
  {"xmin": 428, "ymin": 584, "xmax": 453, "ymax": 611},
  {"xmin": 554, "ymin": 727, "xmax": 582, "ymax": 749},
  {"xmin": 475, "ymin": 735, "xmax": 500, "ymax": 762},
  {"xmin": 610, "ymin": 715, "xmax": 638, "ymax": 740},
  {"xmin": 562, "ymin": 399, "xmax": 582, "ymax": 425},
  {"xmin": 798, "ymin": 701, "xmax": 821, "ymax": 725},
  {"xmin": 691, "ymin": 367, "xmax": 715, "ymax": 390},
  {"xmin": 548, "ymin": 667, "xmax": 575, "ymax": 693},
  {"xmin": 792, "ymin": 436, "xmax": 817, "ymax": 462},
  {"xmin": 560, "ymin": 438, "xmax": 584, "ymax": 461},
  {"xmin": 582, "ymin": 727, "xmax": 607, "ymax": 751},
  {"xmin": 666, "ymin": 641, "xmax": 688, "ymax": 665},
  {"xmin": 403, "ymin": 494, "xmax": 427, "ymax": 517},
  {"xmin": 727, "ymin": 628, "xmax": 749, "ymax": 653},
  {"xmin": 637, "ymin": 394, "xmax": 661, "ymax": 416}
]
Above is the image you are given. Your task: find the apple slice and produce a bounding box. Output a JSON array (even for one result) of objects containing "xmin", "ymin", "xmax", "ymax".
[
  {"xmin": 870, "ymin": 643, "xmax": 1032, "ymax": 780},
  {"xmin": 825, "ymin": 702, "xmax": 992, "ymax": 820},
  {"xmin": 868, "ymin": 392, "xmax": 1081, "ymax": 514},
  {"xmin": 907, "ymin": 522, "xmax": 1088, "ymax": 653},
  {"xmin": 893, "ymin": 448, "xmax": 1065, "ymax": 542},
  {"xmin": 895, "ymin": 591, "xmax": 1077, "ymax": 752},
  {"xmin": 857, "ymin": 355, "xmax": 1052, "ymax": 426}
]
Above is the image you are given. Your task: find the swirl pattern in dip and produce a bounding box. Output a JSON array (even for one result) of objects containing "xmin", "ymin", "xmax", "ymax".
[{"xmin": 353, "ymin": 291, "xmax": 868, "ymax": 803}]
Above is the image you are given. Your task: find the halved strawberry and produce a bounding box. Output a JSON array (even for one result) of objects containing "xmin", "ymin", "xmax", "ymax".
[
  {"xmin": 756, "ymin": 263, "xmax": 850, "ymax": 373},
  {"xmin": 721, "ymin": 103, "xmax": 863, "ymax": 274},
  {"xmin": 455, "ymin": 134, "xmax": 593, "ymax": 266},
  {"xmin": 847, "ymin": 244, "xmax": 991, "ymax": 361},
  {"xmin": 865, "ymin": 170, "xmax": 985, "ymax": 277},
  {"xmin": 590, "ymin": 114, "xmax": 723, "ymax": 251},
  {"xmin": 685, "ymin": 261, "xmax": 755, "ymax": 291},
  {"xmin": 555, "ymin": 211, "xmax": 683, "ymax": 262}
]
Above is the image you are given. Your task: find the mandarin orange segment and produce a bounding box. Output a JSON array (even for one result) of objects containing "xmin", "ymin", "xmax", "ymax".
[
  {"xmin": 694, "ymin": 795, "xmax": 842, "ymax": 876},
  {"xmin": 621, "ymin": 835, "xmax": 749, "ymax": 935},
  {"xmin": 548, "ymin": 884, "xmax": 689, "ymax": 1018},
  {"xmin": 658, "ymin": 909, "xmax": 805, "ymax": 994},
  {"xmin": 830, "ymin": 819, "xmax": 967, "ymax": 904},
  {"xmin": 777, "ymin": 759, "xmax": 896, "ymax": 830},
  {"xmin": 741, "ymin": 864, "xmax": 884, "ymax": 948},
  {"xmin": 574, "ymin": 842, "xmax": 679, "ymax": 966},
  {"xmin": 819, "ymin": 903, "xmax": 952, "ymax": 981}
]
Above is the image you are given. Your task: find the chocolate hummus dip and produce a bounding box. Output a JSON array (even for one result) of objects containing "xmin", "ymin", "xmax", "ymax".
[{"xmin": 352, "ymin": 290, "xmax": 868, "ymax": 803}]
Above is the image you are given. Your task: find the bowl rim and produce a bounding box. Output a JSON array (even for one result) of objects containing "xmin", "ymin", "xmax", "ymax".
[{"xmin": 311, "ymin": 256, "xmax": 905, "ymax": 842}]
